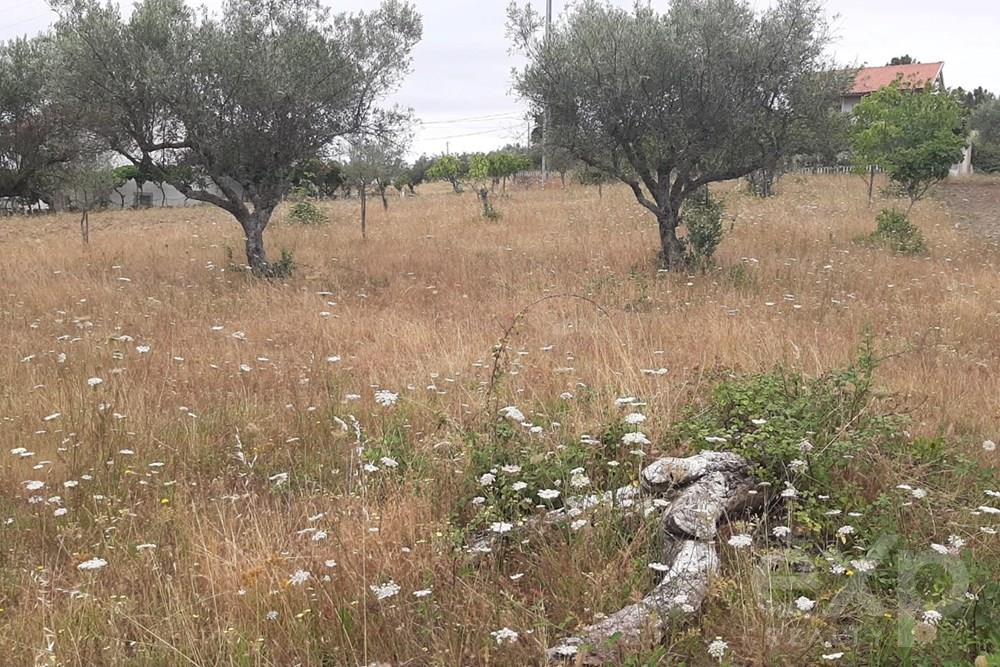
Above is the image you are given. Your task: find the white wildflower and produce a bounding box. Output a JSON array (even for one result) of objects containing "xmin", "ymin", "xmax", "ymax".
[
  {"xmin": 922, "ymin": 609, "xmax": 943, "ymax": 625},
  {"xmin": 537, "ymin": 489, "xmax": 560, "ymax": 500},
  {"xmin": 87, "ymin": 377, "xmax": 103, "ymax": 387},
  {"xmin": 369, "ymin": 580, "xmax": 400, "ymax": 601},
  {"xmin": 479, "ymin": 473, "xmax": 496, "ymax": 487},
  {"xmin": 374, "ymin": 390, "xmax": 399, "ymax": 407},
  {"xmin": 624, "ymin": 412, "xmax": 646, "ymax": 425},
  {"xmin": 288, "ymin": 569, "xmax": 311, "ymax": 586},
  {"xmin": 772, "ymin": 526, "xmax": 791, "ymax": 539},
  {"xmin": 622, "ymin": 431, "xmax": 650, "ymax": 446},
  {"xmin": 499, "ymin": 406, "xmax": 526, "ymax": 423},
  {"xmin": 850, "ymin": 559, "xmax": 877, "ymax": 573},
  {"xmin": 728, "ymin": 534, "xmax": 752, "ymax": 549},
  {"xmin": 707, "ymin": 637, "xmax": 728, "ymax": 661},
  {"xmin": 490, "ymin": 627, "xmax": 519, "ymax": 645},
  {"xmin": 77, "ymin": 558, "xmax": 107, "ymax": 571},
  {"xmin": 491, "ymin": 521, "xmax": 514, "ymax": 534},
  {"xmin": 984, "ymin": 440, "xmax": 997, "ymax": 452},
  {"xmin": 795, "ymin": 596, "xmax": 816, "ymax": 612},
  {"xmin": 789, "ymin": 459, "xmax": 808, "ymax": 473}
]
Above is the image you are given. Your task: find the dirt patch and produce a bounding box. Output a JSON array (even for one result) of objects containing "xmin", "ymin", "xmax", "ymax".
[{"xmin": 938, "ymin": 177, "xmax": 1000, "ymax": 245}]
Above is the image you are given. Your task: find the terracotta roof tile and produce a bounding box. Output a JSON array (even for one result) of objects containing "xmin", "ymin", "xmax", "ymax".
[{"xmin": 849, "ymin": 62, "xmax": 943, "ymax": 95}]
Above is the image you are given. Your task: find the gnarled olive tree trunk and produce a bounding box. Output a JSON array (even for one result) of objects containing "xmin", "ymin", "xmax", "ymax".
[
  {"xmin": 656, "ymin": 208, "xmax": 687, "ymax": 270},
  {"xmin": 237, "ymin": 203, "xmax": 277, "ymax": 276}
]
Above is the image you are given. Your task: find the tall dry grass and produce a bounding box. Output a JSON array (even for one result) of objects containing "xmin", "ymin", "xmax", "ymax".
[{"xmin": 0, "ymin": 175, "xmax": 997, "ymax": 665}]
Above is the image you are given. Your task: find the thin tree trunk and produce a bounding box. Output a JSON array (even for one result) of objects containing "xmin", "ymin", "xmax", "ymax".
[
  {"xmin": 158, "ymin": 183, "xmax": 166, "ymax": 207},
  {"xmin": 80, "ymin": 210, "xmax": 89, "ymax": 244},
  {"xmin": 360, "ymin": 185, "xmax": 367, "ymax": 240},
  {"xmin": 657, "ymin": 209, "xmax": 686, "ymax": 270},
  {"xmin": 478, "ymin": 187, "xmax": 495, "ymax": 219},
  {"xmin": 598, "ymin": 182, "xmax": 603, "ymax": 199},
  {"xmin": 379, "ymin": 187, "xmax": 388, "ymax": 211},
  {"xmin": 867, "ymin": 165, "xmax": 875, "ymax": 207}
]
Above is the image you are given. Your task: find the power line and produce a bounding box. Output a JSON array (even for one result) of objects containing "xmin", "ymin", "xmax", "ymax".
[
  {"xmin": 418, "ymin": 112, "xmax": 523, "ymax": 126},
  {"xmin": 422, "ymin": 124, "xmax": 523, "ymax": 142}
]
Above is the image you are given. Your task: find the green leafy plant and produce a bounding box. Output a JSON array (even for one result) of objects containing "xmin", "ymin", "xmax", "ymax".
[
  {"xmin": 683, "ymin": 193, "xmax": 725, "ymax": 269},
  {"xmin": 851, "ymin": 82, "xmax": 967, "ymax": 211},
  {"xmin": 269, "ymin": 248, "xmax": 296, "ymax": 278},
  {"xmin": 858, "ymin": 208, "xmax": 927, "ymax": 255},
  {"xmin": 288, "ymin": 197, "xmax": 329, "ymax": 225}
]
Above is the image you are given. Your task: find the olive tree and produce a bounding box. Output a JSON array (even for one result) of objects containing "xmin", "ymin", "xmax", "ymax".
[
  {"xmin": 52, "ymin": 0, "xmax": 421, "ymax": 275},
  {"xmin": 0, "ymin": 35, "xmax": 81, "ymax": 205},
  {"xmin": 970, "ymin": 100, "xmax": 1000, "ymax": 173},
  {"xmin": 509, "ymin": 0, "xmax": 842, "ymax": 269},
  {"xmin": 345, "ymin": 130, "xmax": 409, "ymax": 238},
  {"xmin": 60, "ymin": 158, "xmax": 116, "ymax": 243}
]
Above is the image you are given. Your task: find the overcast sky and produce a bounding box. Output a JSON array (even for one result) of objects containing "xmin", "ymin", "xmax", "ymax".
[{"xmin": 5, "ymin": 0, "xmax": 999, "ymax": 157}]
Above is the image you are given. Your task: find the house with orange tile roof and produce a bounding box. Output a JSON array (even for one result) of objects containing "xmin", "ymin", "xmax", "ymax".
[
  {"xmin": 840, "ymin": 62, "xmax": 945, "ymax": 113},
  {"xmin": 840, "ymin": 62, "xmax": 973, "ymax": 175}
]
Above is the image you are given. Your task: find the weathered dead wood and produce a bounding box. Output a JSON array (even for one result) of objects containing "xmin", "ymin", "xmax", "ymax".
[{"xmin": 550, "ymin": 451, "xmax": 762, "ymax": 661}]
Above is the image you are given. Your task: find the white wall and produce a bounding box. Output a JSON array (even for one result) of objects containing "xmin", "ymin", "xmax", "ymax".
[{"xmin": 108, "ymin": 179, "xmax": 198, "ymax": 208}]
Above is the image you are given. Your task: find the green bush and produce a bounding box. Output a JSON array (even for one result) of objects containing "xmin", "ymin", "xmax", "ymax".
[
  {"xmin": 973, "ymin": 142, "xmax": 1000, "ymax": 173},
  {"xmin": 270, "ymin": 248, "xmax": 296, "ymax": 278},
  {"xmin": 288, "ymin": 199, "xmax": 328, "ymax": 225},
  {"xmin": 683, "ymin": 194, "xmax": 725, "ymax": 269},
  {"xmin": 859, "ymin": 208, "xmax": 927, "ymax": 255}
]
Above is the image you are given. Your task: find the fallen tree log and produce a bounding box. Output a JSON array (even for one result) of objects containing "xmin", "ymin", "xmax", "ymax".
[{"xmin": 549, "ymin": 450, "xmax": 763, "ymax": 661}]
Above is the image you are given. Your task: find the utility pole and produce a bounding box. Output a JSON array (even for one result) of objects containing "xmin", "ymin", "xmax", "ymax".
[{"xmin": 541, "ymin": 0, "xmax": 551, "ymax": 184}]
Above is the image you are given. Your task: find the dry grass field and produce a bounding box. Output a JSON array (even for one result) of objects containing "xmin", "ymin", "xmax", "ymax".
[{"xmin": 0, "ymin": 175, "xmax": 998, "ymax": 666}]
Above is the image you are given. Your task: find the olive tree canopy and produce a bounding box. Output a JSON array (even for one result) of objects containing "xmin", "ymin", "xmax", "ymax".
[
  {"xmin": 509, "ymin": 0, "xmax": 843, "ymax": 268},
  {"xmin": 0, "ymin": 35, "xmax": 82, "ymax": 203},
  {"xmin": 52, "ymin": 0, "xmax": 421, "ymax": 274}
]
